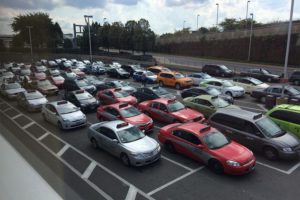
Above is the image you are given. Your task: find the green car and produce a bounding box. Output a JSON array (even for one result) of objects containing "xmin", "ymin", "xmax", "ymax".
[
  {"xmin": 183, "ymin": 95, "xmax": 240, "ymax": 118},
  {"xmin": 266, "ymin": 104, "xmax": 300, "ymax": 138}
]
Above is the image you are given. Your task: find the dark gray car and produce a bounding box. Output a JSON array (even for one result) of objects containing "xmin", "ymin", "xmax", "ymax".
[{"xmin": 209, "ymin": 108, "xmax": 300, "ymax": 160}]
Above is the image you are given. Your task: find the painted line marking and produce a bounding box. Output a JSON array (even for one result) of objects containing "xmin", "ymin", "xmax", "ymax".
[
  {"xmin": 3, "ymin": 107, "xmax": 12, "ymax": 112},
  {"xmin": 56, "ymin": 144, "xmax": 70, "ymax": 157},
  {"xmin": 147, "ymin": 167, "xmax": 204, "ymax": 196},
  {"xmin": 11, "ymin": 113, "xmax": 22, "ymax": 120},
  {"xmin": 257, "ymin": 104, "xmax": 268, "ymax": 112},
  {"xmin": 81, "ymin": 161, "xmax": 97, "ymax": 179},
  {"xmin": 22, "ymin": 121, "xmax": 35, "ymax": 129},
  {"xmin": 37, "ymin": 132, "xmax": 50, "ymax": 141},
  {"xmin": 161, "ymin": 155, "xmax": 193, "ymax": 172},
  {"xmin": 256, "ymin": 161, "xmax": 289, "ymax": 174},
  {"xmin": 125, "ymin": 185, "xmax": 138, "ymax": 200},
  {"xmin": 286, "ymin": 161, "xmax": 300, "ymax": 174}
]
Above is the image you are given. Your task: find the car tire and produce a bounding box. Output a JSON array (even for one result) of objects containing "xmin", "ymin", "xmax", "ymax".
[
  {"xmin": 294, "ymin": 80, "xmax": 300, "ymax": 86},
  {"xmin": 175, "ymin": 83, "xmax": 181, "ymax": 90},
  {"xmin": 263, "ymin": 147, "xmax": 278, "ymax": 160},
  {"xmin": 120, "ymin": 153, "xmax": 131, "ymax": 166},
  {"xmin": 159, "ymin": 81, "xmax": 164, "ymax": 87},
  {"xmin": 165, "ymin": 141, "xmax": 176, "ymax": 153},
  {"xmin": 209, "ymin": 159, "xmax": 224, "ymax": 174},
  {"xmin": 91, "ymin": 138, "xmax": 99, "ymax": 149},
  {"xmin": 58, "ymin": 121, "xmax": 64, "ymax": 130},
  {"xmin": 267, "ymin": 77, "xmax": 272, "ymax": 82},
  {"xmin": 260, "ymin": 96, "xmax": 266, "ymax": 103},
  {"xmin": 225, "ymin": 91, "xmax": 233, "ymax": 97}
]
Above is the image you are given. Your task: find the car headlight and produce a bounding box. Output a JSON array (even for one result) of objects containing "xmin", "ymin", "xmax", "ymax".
[
  {"xmin": 226, "ymin": 160, "xmax": 240, "ymax": 167},
  {"xmin": 130, "ymin": 152, "xmax": 144, "ymax": 159},
  {"xmin": 282, "ymin": 147, "xmax": 293, "ymax": 152}
]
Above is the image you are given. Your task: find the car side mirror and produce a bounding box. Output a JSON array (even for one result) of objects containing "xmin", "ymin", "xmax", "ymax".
[{"xmin": 112, "ymin": 139, "xmax": 119, "ymax": 144}]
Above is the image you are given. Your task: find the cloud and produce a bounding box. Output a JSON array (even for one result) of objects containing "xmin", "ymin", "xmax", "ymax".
[
  {"xmin": 64, "ymin": 0, "xmax": 106, "ymax": 9},
  {"xmin": 165, "ymin": 0, "xmax": 208, "ymax": 7},
  {"xmin": 113, "ymin": 0, "xmax": 138, "ymax": 6},
  {"xmin": 0, "ymin": 0, "xmax": 59, "ymax": 10}
]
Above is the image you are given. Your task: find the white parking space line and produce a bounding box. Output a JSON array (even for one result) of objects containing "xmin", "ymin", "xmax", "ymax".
[
  {"xmin": 125, "ymin": 185, "xmax": 138, "ymax": 200},
  {"xmin": 37, "ymin": 132, "xmax": 50, "ymax": 141},
  {"xmin": 3, "ymin": 107, "xmax": 12, "ymax": 112},
  {"xmin": 147, "ymin": 166, "xmax": 204, "ymax": 196},
  {"xmin": 256, "ymin": 161, "xmax": 289, "ymax": 174},
  {"xmin": 161, "ymin": 155, "xmax": 194, "ymax": 172},
  {"xmin": 81, "ymin": 161, "xmax": 97, "ymax": 179},
  {"xmin": 56, "ymin": 144, "xmax": 70, "ymax": 157},
  {"xmin": 11, "ymin": 113, "xmax": 22, "ymax": 120},
  {"xmin": 257, "ymin": 104, "xmax": 268, "ymax": 112},
  {"xmin": 22, "ymin": 121, "xmax": 35, "ymax": 129},
  {"xmin": 286, "ymin": 161, "xmax": 300, "ymax": 174}
]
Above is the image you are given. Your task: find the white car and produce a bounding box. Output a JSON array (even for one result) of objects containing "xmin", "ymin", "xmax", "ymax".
[
  {"xmin": 42, "ymin": 100, "xmax": 87, "ymax": 130},
  {"xmin": 233, "ymin": 77, "xmax": 269, "ymax": 94},
  {"xmin": 187, "ymin": 72, "xmax": 212, "ymax": 85},
  {"xmin": 0, "ymin": 82, "xmax": 26, "ymax": 99},
  {"xmin": 200, "ymin": 78, "xmax": 245, "ymax": 98}
]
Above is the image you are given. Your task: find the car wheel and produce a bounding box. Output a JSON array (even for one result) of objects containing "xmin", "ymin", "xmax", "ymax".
[
  {"xmin": 263, "ymin": 147, "xmax": 278, "ymax": 160},
  {"xmin": 58, "ymin": 121, "xmax": 64, "ymax": 130},
  {"xmin": 267, "ymin": 77, "xmax": 272, "ymax": 82},
  {"xmin": 209, "ymin": 159, "xmax": 224, "ymax": 174},
  {"xmin": 294, "ymin": 80, "xmax": 300, "ymax": 86},
  {"xmin": 120, "ymin": 153, "xmax": 131, "ymax": 166},
  {"xmin": 225, "ymin": 91, "xmax": 233, "ymax": 97},
  {"xmin": 260, "ymin": 96, "xmax": 266, "ymax": 103},
  {"xmin": 175, "ymin": 83, "xmax": 181, "ymax": 90},
  {"xmin": 90, "ymin": 138, "xmax": 99, "ymax": 149},
  {"xmin": 159, "ymin": 81, "xmax": 164, "ymax": 87},
  {"xmin": 165, "ymin": 141, "xmax": 176, "ymax": 153}
]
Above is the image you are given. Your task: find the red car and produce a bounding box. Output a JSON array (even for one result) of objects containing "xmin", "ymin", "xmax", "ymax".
[
  {"xmin": 97, "ymin": 88, "xmax": 137, "ymax": 105},
  {"xmin": 33, "ymin": 72, "xmax": 46, "ymax": 80},
  {"xmin": 71, "ymin": 68, "xmax": 85, "ymax": 77},
  {"xmin": 138, "ymin": 98, "xmax": 204, "ymax": 123},
  {"xmin": 158, "ymin": 122, "xmax": 256, "ymax": 175},
  {"xmin": 97, "ymin": 103, "xmax": 153, "ymax": 132},
  {"xmin": 49, "ymin": 75, "xmax": 65, "ymax": 89}
]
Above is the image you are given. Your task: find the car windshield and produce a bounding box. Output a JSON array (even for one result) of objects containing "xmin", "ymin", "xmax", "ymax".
[
  {"xmin": 220, "ymin": 65, "xmax": 229, "ymax": 70},
  {"xmin": 38, "ymin": 80, "xmax": 51, "ymax": 87},
  {"xmin": 145, "ymin": 71, "xmax": 154, "ymax": 76},
  {"xmin": 207, "ymin": 88, "xmax": 221, "ymax": 96},
  {"xmin": 114, "ymin": 91, "xmax": 130, "ymax": 98},
  {"xmin": 223, "ymin": 80, "xmax": 234, "ymax": 87},
  {"xmin": 114, "ymin": 81, "xmax": 128, "ymax": 87},
  {"xmin": 120, "ymin": 106, "xmax": 141, "ymax": 118},
  {"xmin": 286, "ymin": 87, "xmax": 300, "ymax": 96},
  {"xmin": 21, "ymin": 69, "xmax": 31, "ymax": 75},
  {"xmin": 6, "ymin": 83, "xmax": 21, "ymax": 89},
  {"xmin": 153, "ymin": 87, "xmax": 168, "ymax": 96},
  {"xmin": 76, "ymin": 80, "xmax": 88, "ymax": 87},
  {"xmin": 117, "ymin": 126, "xmax": 145, "ymax": 143},
  {"xmin": 256, "ymin": 117, "xmax": 285, "ymax": 138},
  {"xmin": 174, "ymin": 73, "xmax": 185, "ymax": 78},
  {"xmin": 26, "ymin": 92, "xmax": 43, "ymax": 100},
  {"xmin": 66, "ymin": 72, "xmax": 76, "ymax": 78},
  {"xmin": 167, "ymin": 101, "xmax": 185, "ymax": 112},
  {"xmin": 58, "ymin": 104, "xmax": 80, "ymax": 114},
  {"xmin": 202, "ymin": 73, "xmax": 212, "ymax": 79},
  {"xmin": 211, "ymin": 97, "xmax": 229, "ymax": 108},
  {"xmin": 204, "ymin": 131, "xmax": 230, "ymax": 150},
  {"xmin": 261, "ymin": 69, "xmax": 271, "ymax": 74},
  {"xmin": 75, "ymin": 93, "xmax": 93, "ymax": 100},
  {"xmin": 250, "ymin": 78, "xmax": 263, "ymax": 85},
  {"xmin": 117, "ymin": 68, "xmax": 127, "ymax": 73}
]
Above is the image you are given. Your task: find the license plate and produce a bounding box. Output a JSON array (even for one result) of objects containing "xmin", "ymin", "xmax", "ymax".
[{"xmin": 249, "ymin": 165, "xmax": 255, "ymax": 171}]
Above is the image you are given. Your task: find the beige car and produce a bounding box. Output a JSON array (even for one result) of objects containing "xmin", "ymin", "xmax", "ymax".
[{"xmin": 233, "ymin": 77, "xmax": 269, "ymax": 94}]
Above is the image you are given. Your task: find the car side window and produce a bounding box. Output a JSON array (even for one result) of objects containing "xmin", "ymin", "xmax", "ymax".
[
  {"xmin": 150, "ymin": 102, "xmax": 159, "ymax": 109},
  {"xmin": 173, "ymin": 130, "xmax": 201, "ymax": 145},
  {"xmin": 270, "ymin": 110, "xmax": 300, "ymax": 124},
  {"xmin": 271, "ymin": 88, "xmax": 282, "ymax": 94},
  {"xmin": 214, "ymin": 82, "xmax": 222, "ymax": 87},
  {"xmin": 49, "ymin": 105, "xmax": 57, "ymax": 113},
  {"xmin": 105, "ymin": 91, "xmax": 114, "ymax": 97},
  {"xmin": 159, "ymin": 103, "xmax": 168, "ymax": 112},
  {"xmin": 97, "ymin": 127, "xmax": 117, "ymax": 140},
  {"xmin": 244, "ymin": 121, "xmax": 262, "ymax": 136},
  {"xmin": 211, "ymin": 114, "xmax": 244, "ymax": 130},
  {"xmin": 105, "ymin": 108, "xmax": 119, "ymax": 117}
]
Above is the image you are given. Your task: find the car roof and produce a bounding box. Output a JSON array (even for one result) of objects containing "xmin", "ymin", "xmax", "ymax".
[
  {"xmin": 152, "ymin": 98, "xmax": 176, "ymax": 104},
  {"xmin": 177, "ymin": 122, "xmax": 216, "ymax": 137},
  {"xmin": 214, "ymin": 108, "xmax": 263, "ymax": 122},
  {"xmin": 100, "ymin": 120, "xmax": 134, "ymax": 132},
  {"xmin": 194, "ymin": 95, "xmax": 216, "ymax": 101},
  {"xmin": 107, "ymin": 102, "xmax": 132, "ymax": 110},
  {"xmin": 274, "ymin": 104, "xmax": 300, "ymax": 112},
  {"xmin": 49, "ymin": 100, "xmax": 73, "ymax": 107}
]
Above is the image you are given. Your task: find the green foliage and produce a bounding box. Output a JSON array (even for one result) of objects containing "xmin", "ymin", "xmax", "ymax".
[
  {"xmin": 11, "ymin": 12, "xmax": 63, "ymax": 48},
  {"xmin": 63, "ymin": 39, "xmax": 73, "ymax": 49}
]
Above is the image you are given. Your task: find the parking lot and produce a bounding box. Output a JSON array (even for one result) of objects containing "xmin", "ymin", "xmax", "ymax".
[{"xmin": 1, "ymin": 67, "xmax": 300, "ymax": 200}]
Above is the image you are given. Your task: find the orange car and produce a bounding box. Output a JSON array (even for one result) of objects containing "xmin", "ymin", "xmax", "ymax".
[
  {"xmin": 147, "ymin": 66, "xmax": 172, "ymax": 75},
  {"xmin": 157, "ymin": 71, "xmax": 193, "ymax": 89}
]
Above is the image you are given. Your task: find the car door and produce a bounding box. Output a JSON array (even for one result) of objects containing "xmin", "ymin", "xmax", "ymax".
[
  {"xmin": 269, "ymin": 87, "xmax": 282, "ymax": 98},
  {"xmin": 96, "ymin": 127, "xmax": 120, "ymax": 156},
  {"xmin": 102, "ymin": 107, "xmax": 120, "ymax": 121},
  {"xmin": 45, "ymin": 104, "xmax": 58, "ymax": 124},
  {"xmin": 240, "ymin": 121, "xmax": 265, "ymax": 151},
  {"xmin": 102, "ymin": 91, "xmax": 116, "ymax": 104}
]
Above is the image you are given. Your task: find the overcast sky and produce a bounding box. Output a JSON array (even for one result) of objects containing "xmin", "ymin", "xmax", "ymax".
[{"xmin": 0, "ymin": 0, "xmax": 299, "ymax": 35}]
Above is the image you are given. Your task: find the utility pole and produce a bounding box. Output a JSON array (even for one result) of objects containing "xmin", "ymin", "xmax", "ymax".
[
  {"xmin": 197, "ymin": 14, "xmax": 200, "ymax": 30},
  {"xmin": 247, "ymin": 13, "xmax": 254, "ymax": 61},
  {"xmin": 216, "ymin": 3, "xmax": 219, "ymax": 27},
  {"xmin": 26, "ymin": 26, "xmax": 33, "ymax": 63},
  {"xmin": 84, "ymin": 15, "xmax": 93, "ymax": 62},
  {"xmin": 245, "ymin": 1, "xmax": 250, "ymax": 28},
  {"xmin": 183, "ymin": 20, "xmax": 186, "ymax": 30}
]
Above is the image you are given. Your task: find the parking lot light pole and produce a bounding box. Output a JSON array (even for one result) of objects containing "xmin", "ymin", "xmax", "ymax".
[
  {"xmin": 216, "ymin": 3, "xmax": 219, "ymax": 27},
  {"xmin": 183, "ymin": 20, "xmax": 186, "ymax": 30},
  {"xmin": 247, "ymin": 13, "xmax": 254, "ymax": 62},
  {"xmin": 245, "ymin": 1, "xmax": 250, "ymax": 29},
  {"xmin": 26, "ymin": 26, "xmax": 33, "ymax": 63},
  {"xmin": 84, "ymin": 15, "xmax": 93, "ymax": 62},
  {"xmin": 197, "ymin": 14, "xmax": 200, "ymax": 30}
]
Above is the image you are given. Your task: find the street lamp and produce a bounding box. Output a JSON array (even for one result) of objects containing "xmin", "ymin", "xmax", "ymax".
[
  {"xmin": 216, "ymin": 3, "xmax": 219, "ymax": 26},
  {"xmin": 197, "ymin": 14, "xmax": 200, "ymax": 30},
  {"xmin": 183, "ymin": 20, "xmax": 186, "ymax": 30},
  {"xmin": 103, "ymin": 18, "xmax": 107, "ymax": 25},
  {"xmin": 84, "ymin": 15, "xmax": 93, "ymax": 62},
  {"xmin": 246, "ymin": 1, "xmax": 250, "ymax": 28},
  {"xmin": 247, "ymin": 13, "xmax": 254, "ymax": 61},
  {"xmin": 26, "ymin": 26, "xmax": 33, "ymax": 63}
]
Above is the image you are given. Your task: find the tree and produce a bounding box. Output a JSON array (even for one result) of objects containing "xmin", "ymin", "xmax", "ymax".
[
  {"xmin": 11, "ymin": 12, "xmax": 63, "ymax": 48},
  {"xmin": 208, "ymin": 26, "xmax": 221, "ymax": 33},
  {"xmin": 63, "ymin": 39, "xmax": 73, "ymax": 49},
  {"xmin": 198, "ymin": 27, "xmax": 209, "ymax": 34},
  {"xmin": 124, "ymin": 20, "xmax": 138, "ymax": 53},
  {"xmin": 109, "ymin": 22, "xmax": 124, "ymax": 52}
]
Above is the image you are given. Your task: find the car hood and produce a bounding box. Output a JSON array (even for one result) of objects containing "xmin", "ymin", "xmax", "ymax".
[
  {"xmin": 172, "ymin": 108, "xmax": 202, "ymax": 121},
  {"xmin": 28, "ymin": 98, "xmax": 48, "ymax": 105},
  {"xmin": 80, "ymin": 98, "xmax": 97, "ymax": 105},
  {"xmin": 122, "ymin": 86, "xmax": 136, "ymax": 93},
  {"xmin": 268, "ymin": 74, "xmax": 280, "ymax": 78},
  {"xmin": 212, "ymin": 141, "xmax": 253, "ymax": 163},
  {"xmin": 122, "ymin": 136, "xmax": 158, "ymax": 153},
  {"xmin": 6, "ymin": 88, "xmax": 26, "ymax": 94},
  {"xmin": 61, "ymin": 110, "xmax": 85, "ymax": 121},
  {"xmin": 227, "ymin": 85, "xmax": 244, "ymax": 91},
  {"xmin": 40, "ymin": 85, "xmax": 58, "ymax": 90},
  {"xmin": 257, "ymin": 83, "xmax": 269, "ymax": 89},
  {"xmin": 271, "ymin": 132, "xmax": 300, "ymax": 148},
  {"xmin": 126, "ymin": 114, "xmax": 152, "ymax": 125}
]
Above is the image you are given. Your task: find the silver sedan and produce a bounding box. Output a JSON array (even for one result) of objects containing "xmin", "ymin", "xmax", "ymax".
[{"xmin": 88, "ymin": 120, "xmax": 161, "ymax": 166}]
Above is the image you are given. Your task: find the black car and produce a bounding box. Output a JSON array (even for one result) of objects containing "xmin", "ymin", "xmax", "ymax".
[
  {"xmin": 106, "ymin": 68, "xmax": 130, "ymax": 78},
  {"xmin": 202, "ymin": 64, "xmax": 234, "ymax": 77},
  {"xmin": 121, "ymin": 64, "xmax": 143, "ymax": 76},
  {"xmin": 65, "ymin": 90, "xmax": 99, "ymax": 112},
  {"xmin": 289, "ymin": 71, "xmax": 300, "ymax": 86},
  {"xmin": 85, "ymin": 76, "xmax": 109, "ymax": 91},
  {"xmin": 181, "ymin": 87, "xmax": 234, "ymax": 104},
  {"xmin": 240, "ymin": 68, "xmax": 280, "ymax": 83},
  {"xmin": 251, "ymin": 85, "xmax": 300, "ymax": 103},
  {"xmin": 132, "ymin": 86, "xmax": 176, "ymax": 102},
  {"xmin": 64, "ymin": 78, "xmax": 97, "ymax": 95}
]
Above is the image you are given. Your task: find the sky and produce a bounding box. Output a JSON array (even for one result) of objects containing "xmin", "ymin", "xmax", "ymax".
[{"xmin": 0, "ymin": 0, "xmax": 299, "ymax": 36}]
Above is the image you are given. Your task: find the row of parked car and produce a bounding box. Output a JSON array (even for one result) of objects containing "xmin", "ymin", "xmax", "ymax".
[{"xmin": 1, "ymin": 59, "xmax": 300, "ymax": 176}]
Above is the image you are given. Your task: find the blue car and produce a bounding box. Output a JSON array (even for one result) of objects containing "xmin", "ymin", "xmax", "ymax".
[{"xmin": 133, "ymin": 71, "xmax": 157, "ymax": 84}]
